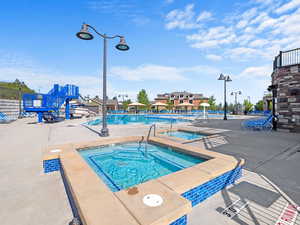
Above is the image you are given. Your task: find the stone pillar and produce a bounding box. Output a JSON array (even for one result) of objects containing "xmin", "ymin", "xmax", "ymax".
[{"xmin": 272, "ymin": 65, "xmax": 300, "ymax": 132}]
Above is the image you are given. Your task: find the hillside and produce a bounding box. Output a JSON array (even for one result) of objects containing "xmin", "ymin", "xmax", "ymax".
[{"xmin": 0, "ymin": 79, "xmax": 35, "ymax": 100}]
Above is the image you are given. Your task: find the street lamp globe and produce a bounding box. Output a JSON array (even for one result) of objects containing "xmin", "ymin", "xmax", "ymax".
[
  {"xmin": 226, "ymin": 76, "xmax": 232, "ymax": 82},
  {"xmin": 218, "ymin": 73, "xmax": 225, "ymax": 80},
  {"xmin": 76, "ymin": 24, "xmax": 94, "ymax": 40},
  {"xmin": 116, "ymin": 37, "xmax": 129, "ymax": 51}
]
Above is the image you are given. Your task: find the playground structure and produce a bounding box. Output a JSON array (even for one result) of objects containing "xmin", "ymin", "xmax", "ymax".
[{"xmin": 23, "ymin": 84, "xmax": 79, "ymax": 123}]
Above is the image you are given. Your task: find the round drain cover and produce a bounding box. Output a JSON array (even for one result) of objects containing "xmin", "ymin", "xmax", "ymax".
[
  {"xmin": 143, "ymin": 194, "xmax": 163, "ymax": 207},
  {"xmin": 50, "ymin": 149, "xmax": 61, "ymax": 153}
]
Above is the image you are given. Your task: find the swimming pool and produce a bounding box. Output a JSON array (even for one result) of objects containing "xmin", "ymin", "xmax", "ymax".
[
  {"xmin": 162, "ymin": 130, "xmax": 207, "ymax": 140},
  {"xmin": 86, "ymin": 114, "xmax": 187, "ymax": 125},
  {"xmin": 79, "ymin": 142, "xmax": 207, "ymax": 192}
]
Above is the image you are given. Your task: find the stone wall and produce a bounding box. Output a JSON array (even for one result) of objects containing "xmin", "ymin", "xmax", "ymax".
[{"xmin": 272, "ymin": 65, "xmax": 300, "ymax": 132}]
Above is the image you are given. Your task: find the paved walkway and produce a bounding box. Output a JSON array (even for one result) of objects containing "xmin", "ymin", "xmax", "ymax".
[
  {"xmin": 191, "ymin": 119, "xmax": 300, "ymax": 205},
  {"xmin": 0, "ymin": 118, "xmax": 299, "ymax": 225}
]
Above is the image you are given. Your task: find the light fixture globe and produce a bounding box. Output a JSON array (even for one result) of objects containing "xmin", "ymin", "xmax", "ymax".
[
  {"xmin": 226, "ymin": 76, "xmax": 232, "ymax": 82},
  {"xmin": 218, "ymin": 73, "xmax": 225, "ymax": 80},
  {"xmin": 116, "ymin": 37, "xmax": 129, "ymax": 51},
  {"xmin": 76, "ymin": 24, "xmax": 93, "ymax": 40}
]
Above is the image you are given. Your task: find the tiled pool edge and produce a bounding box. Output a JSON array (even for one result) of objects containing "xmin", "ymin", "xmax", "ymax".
[
  {"xmin": 169, "ymin": 215, "xmax": 187, "ymax": 225},
  {"xmin": 182, "ymin": 166, "xmax": 243, "ymax": 207},
  {"xmin": 43, "ymin": 157, "xmax": 61, "ymax": 173},
  {"xmin": 43, "ymin": 136, "xmax": 244, "ymax": 225}
]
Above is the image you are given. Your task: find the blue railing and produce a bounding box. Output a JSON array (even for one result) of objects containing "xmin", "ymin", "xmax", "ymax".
[{"xmin": 23, "ymin": 84, "xmax": 79, "ymax": 112}]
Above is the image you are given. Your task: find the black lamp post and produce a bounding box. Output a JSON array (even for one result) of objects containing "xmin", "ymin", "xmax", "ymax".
[
  {"xmin": 76, "ymin": 23, "xmax": 129, "ymax": 137},
  {"xmin": 18, "ymin": 86, "xmax": 22, "ymax": 119},
  {"xmin": 231, "ymin": 90, "xmax": 241, "ymax": 114},
  {"xmin": 268, "ymin": 84, "xmax": 278, "ymax": 131},
  {"xmin": 118, "ymin": 94, "xmax": 128, "ymax": 110},
  {"xmin": 218, "ymin": 73, "xmax": 232, "ymax": 120}
]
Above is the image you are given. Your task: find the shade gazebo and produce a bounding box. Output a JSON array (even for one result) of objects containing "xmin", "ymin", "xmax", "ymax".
[
  {"xmin": 177, "ymin": 102, "xmax": 194, "ymax": 113},
  {"xmin": 152, "ymin": 102, "xmax": 167, "ymax": 112},
  {"xmin": 128, "ymin": 102, "xmax": 145, "ymax": 113},
  {"xmin": 200, "ymin": 102, "xmax": 210, "ymax": 119}
]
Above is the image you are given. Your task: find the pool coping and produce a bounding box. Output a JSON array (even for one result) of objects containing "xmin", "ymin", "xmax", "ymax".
[
  {"xmin": 43, "ymin": 136, "xmax": 244, "ymax": 225},
  {"xmin": 156, "ymin": 127, "xmax": 225, "ymax": 144}
]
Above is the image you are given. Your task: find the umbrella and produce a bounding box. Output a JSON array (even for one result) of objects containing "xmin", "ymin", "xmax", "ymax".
[
  {"xmin": 129, "ymin": 102, "xmax": 145, "ymax": 113},
  {"xmin": 177, "ymin": 102, "xmax": 194, "ymax": 113},
  {"xmin": 152, "ymin": 102, "xmax": 167, "ymax": 112},
  {"xmin": 200, "ymin": 102, "xmax": 210, "ymax": 119},
  {"xmin": 129, "ymin": 102, "xmax": 145, "ymax": 106}
]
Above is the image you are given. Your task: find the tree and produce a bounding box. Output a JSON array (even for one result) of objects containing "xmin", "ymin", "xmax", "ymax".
[
  {"xmin": 227, "ymin": 103, "xmax": 235, "ymax": 113},
  {"xmin": 243, "ymin": 99, "xmax": 253, "ymax": 113},
  {"xmin": 122, "ymin": 99, "xmax": 132, "ymax": 110},
  {"xmin": 217, "ymin": 103, "xmax": 223, "ymax": 111},
  {"xmin": 166, "ymin": 99, "xmax": 174, "ymax": 111},
  {"xmin": 0, "ymin": 80, "xmax": 35, "ymax": 100},
  {"xmin": 207, "ymin": 95, "xmax": 217, "ymax": 110},
  {"xmin": 137, "ymin": 89, "xmax": 150, "ymax": 109},
  {"xmin": 255, "ymin": 100, "xmax": 264, "ymax": 111}
]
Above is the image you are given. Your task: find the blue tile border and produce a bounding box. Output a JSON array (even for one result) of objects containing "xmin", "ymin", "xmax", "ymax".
[
  {"xmin": 43, "ymin": 158, "xmax": 61, "ymax": 173},
  {"xmin": 169, "ymin": 215, "xmax": 187, "ymax": 225},
  {"xmin": 181, "ymin": 166, "xmax": 243, "ymax": 207}
]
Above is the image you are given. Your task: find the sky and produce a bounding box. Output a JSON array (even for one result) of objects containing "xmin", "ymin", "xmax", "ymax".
[{"xmin": 0, "ymin": 0, "xmax": 300, "ymax": 104}]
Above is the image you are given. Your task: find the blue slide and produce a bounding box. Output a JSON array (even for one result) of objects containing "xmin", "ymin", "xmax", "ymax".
[{"xmin": 23, "ymin": 84, "xmax": 79, "ymax": 123}]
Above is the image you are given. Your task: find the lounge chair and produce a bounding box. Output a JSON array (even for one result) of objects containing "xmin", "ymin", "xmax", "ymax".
[{"xmin": 242, "ymin": 114, "xmax": 273, "ymax": 131}]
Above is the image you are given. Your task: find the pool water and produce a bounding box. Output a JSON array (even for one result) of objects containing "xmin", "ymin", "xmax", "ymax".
[
  {"xmin": 163, "ymin": 131, "xmax": 207, "ymax": 140},
  {"xmin": 79, "ymin": 142, "xmax": 206, "ymax": 192},
  {"xmin": 86, "ymin": 114, "xmax": 183, "ymax": 125}
]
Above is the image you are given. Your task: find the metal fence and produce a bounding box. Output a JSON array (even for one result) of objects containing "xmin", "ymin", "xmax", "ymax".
[{"xmin": 273, "ymin": 48, "xmax": 300, "ymax": 70}]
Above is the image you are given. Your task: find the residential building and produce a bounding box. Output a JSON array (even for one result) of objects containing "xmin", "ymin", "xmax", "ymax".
[{"xmin": 154, "ymin": 91, "xmax": 208, "ymax": 109}]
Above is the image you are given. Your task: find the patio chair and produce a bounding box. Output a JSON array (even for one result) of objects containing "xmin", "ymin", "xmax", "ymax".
[
  {"xmin": 0, "ymin": 112, "xmax": 14, "ymax": 123},
  {"xmin": 242, "ymin": 114, "xmax": 273, "ymax": 131}
]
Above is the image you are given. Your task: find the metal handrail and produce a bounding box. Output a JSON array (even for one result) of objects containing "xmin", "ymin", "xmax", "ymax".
[
  {"xmin": 138, "ymin": 136, "xmax": 144, "ymax": 149},
  {"xmin": 147, "ymin": 124, "xmax": 156, "ymax": 141},
  {"xmin": 169, "ymin": 120, "xmax": 173, "ymax": 132},
  {"xmin": 144, "ymin": 124, "xmax": 156, "ymax": 157}
]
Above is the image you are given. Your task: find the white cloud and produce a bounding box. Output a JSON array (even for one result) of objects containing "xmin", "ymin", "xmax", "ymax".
[
  {"xmin": 238, "ymin": 65, "xmax": 272, "ymax": 78},
  {"xmin": 165, "ymin": 0, "xmax": 174, "ymax": 4},
  {"xmin": 249, "ymin": 39, "xmax": 268, "ymax": 47},
  {"xmin": 165, "ymin": 4, "xmax": 198, "ymax": 30},
  {"xmin": 111, "ymin": 64, "xmax": 221, "ymax": 81},
  {"xmin": 206, "ymin": 54, "xmax": 223, "ymax": 61},
  {"xmin": 165, "ymin": 0, "xmax": 300, "ymax": 62},
  {"xmin": 0, "ymin": 66, "xmax": 103, "ymax": 97},
  {"xmin": 131, "ymin": 16, "xmax": 150, "ymax": 26},
  {"xmin": 236, "ymin": 20, "xmax": 248, "ymax": 29},
  {"xmin": 111, "ymin": 64, "xmax": 187, "ymax": 81},
  {"xmin": 196, "ymin": 11, "xmax": 213, "ymax": 22},
  {"xmin": 187, "ymin": 26, "xmax": 236, "ymax": 48},
  {"xmin": 275, "ymin": 0, "xmax": 300, "ymax": 14}
]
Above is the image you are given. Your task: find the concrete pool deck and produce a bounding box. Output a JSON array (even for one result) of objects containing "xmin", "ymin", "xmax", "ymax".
[{"xmin": 0, "ymin": 117, "xmax": 299, "ymax": 225}]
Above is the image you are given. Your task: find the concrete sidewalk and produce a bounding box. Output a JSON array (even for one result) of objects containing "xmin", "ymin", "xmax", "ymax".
[
  {"xmin": 189, "ymin": 170, "xmax": 300, "ymax": 225},
  {"xmin": 0, "ymin": 118, "xmax": 299, "ymax": 225},
  {"xmin": 191, "ymin": 119, "xmax": 300, "ymax": 205}
]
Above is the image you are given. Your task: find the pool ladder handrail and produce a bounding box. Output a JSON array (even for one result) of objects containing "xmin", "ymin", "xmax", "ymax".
[
  {"xmin": 145, "ymin": 124, "xmax": 156, "ymax": 157},
  {"xmin": 169, "ymin": 119, "xmax": 173, "ymax": 132},
  {"xmin": 146, "ymin": 124, "xmax": 156, "ymax": 141},
  {"xmin": 138, "ymin": 136, "xmax": 144, "ymax": 150}
]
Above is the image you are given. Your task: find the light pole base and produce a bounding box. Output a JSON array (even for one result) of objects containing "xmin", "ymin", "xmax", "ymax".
[{"xmin": 100, "ymin": 127, "xmax": 109, "ymax": 137}]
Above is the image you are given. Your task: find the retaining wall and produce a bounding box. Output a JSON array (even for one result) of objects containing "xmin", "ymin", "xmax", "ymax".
[{"xmin": 0, "ymin": 99, "xmax": 22, "ymax": 120}]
